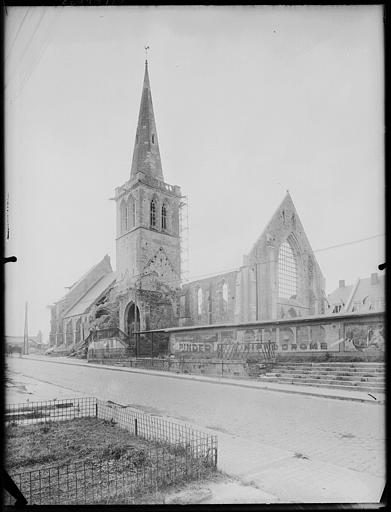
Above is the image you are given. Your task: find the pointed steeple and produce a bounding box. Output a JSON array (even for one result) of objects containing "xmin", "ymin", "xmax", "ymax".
[{"xmin": 130, "ymin": 60, "xmax": 164, "ymax": 180}]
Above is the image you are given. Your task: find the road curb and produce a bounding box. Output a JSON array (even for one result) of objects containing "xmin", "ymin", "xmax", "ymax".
[{"xmin": 18, "ymin": 356, "xmax": 384, "ymax": 405}]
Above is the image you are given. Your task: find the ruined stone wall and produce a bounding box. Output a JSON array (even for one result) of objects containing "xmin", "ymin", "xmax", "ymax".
[
  {"xmin": 180, "ymin": 271, "xmax": 238, "ymax": 326},
  {"xmin": 177, "ymin": 195, "xmax": 325, "ymax": 327}
]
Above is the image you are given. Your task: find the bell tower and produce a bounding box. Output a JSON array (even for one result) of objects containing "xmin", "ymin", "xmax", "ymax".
[{"xmin": 114, "ymin": 60, "xmax": 182, "ymax": 293}]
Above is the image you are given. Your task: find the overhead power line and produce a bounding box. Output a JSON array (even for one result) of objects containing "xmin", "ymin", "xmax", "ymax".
[
  {"xmin": 5, "ymin": 8, "xmax": 46, "ymax": 93},
  {"xmin": 14, "ymin": 9, "xmax": 58, "ymax": 100},
  {"xmin": 116, "ymin": 232, "xmax": 385, "ymax": 288},
  {"xmin": 5, "ymin": 7, "xmax": 30, "ymax": 62},
  {"xmin": 185, "ymin": 233, "xmax": 385, "ymax": 283},
  {"xmin": 313, "ymin": 234, "xmax": 385, "ymax": 254}
]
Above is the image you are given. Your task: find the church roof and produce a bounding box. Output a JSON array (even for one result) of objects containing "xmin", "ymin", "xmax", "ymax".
[
  {"xmin": 64, "ymin": 272, "xmax": 117, "ymax": 318},
  {"xmin": 130, "ymin": 60, "xmax": 164, "ymax": 181},
  {"xmin": 63, "ymin": 255, "xmax": 112, "ymax": 294}
]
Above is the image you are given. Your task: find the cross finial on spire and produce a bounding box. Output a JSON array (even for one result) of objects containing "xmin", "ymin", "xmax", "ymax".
[{"xmin": 145, "ymin": 45, "xmax": 150, "ymax": 61}]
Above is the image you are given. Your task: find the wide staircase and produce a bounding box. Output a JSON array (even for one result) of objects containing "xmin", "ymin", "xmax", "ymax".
[{"xmin": 258, "ymin": 362, "xmax": 385, "ymax": 393}]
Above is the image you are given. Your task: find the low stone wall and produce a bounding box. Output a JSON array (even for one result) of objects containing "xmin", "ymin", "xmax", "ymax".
[{"xmin": 87, "ymin": 356, "xmax": 260, "ymax": 378}]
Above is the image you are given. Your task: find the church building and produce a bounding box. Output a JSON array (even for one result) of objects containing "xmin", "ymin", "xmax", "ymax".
[
  {"xmin": 179, "ymin": 191, "xmax": 326, "ymax": 326},
  {"xmin": 49, "ymin": 60, "xmax": 326, "ymax": 350}
]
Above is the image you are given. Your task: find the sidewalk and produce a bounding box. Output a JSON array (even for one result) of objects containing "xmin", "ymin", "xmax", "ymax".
[
  {"xmin": 6, "ymin": 356, "xmax": 385, "ymax": 503},
  {"xmin": 19, "ymin": 355, "xmax": 385, "ymax": 405}
]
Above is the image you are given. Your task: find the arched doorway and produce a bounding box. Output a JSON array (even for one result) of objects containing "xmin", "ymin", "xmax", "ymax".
[{"xmin": 126, "ymin": 303, "xmax": 140, "ymax": 344}]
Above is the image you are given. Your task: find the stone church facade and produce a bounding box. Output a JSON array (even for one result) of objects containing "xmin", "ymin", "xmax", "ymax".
[
  {"xmin": 179, "ymin": 192, "xmax": 326, "ymax": 327},
  {"xmin": 49, "ymin": 60, "xmax": 326, "ymax": 348}
]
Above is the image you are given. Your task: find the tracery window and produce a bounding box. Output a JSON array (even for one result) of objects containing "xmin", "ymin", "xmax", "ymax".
[
  {"xmin": 278, "ymin": 240, "xmax": 297, "ymax": 299},
  {"xmin": 162, "ymin": 203, "xmax": 167, "ymax": 230},
  {"xmin": 150, "ymin": 199, "xmax": 156, "ymax": 227},
  {"xmin": 197, "ymin": 288, "xmax": 203, "ymax": 317}
]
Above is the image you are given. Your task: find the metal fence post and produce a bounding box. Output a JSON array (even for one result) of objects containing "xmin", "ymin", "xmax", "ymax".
[
  {"xmin": 95, "ymin": 401, "xmax": 98, "ymax": 418},
  {"xmin": 135, "ymin": 418, "xmax": 138, "ymax": 436}
]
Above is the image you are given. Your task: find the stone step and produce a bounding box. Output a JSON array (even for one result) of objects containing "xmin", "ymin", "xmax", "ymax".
[
  {"xmin": 259, "ymin": 376, "xmax": 384, "ymax": 393},
  {"xmin": 270, "ymin": 371, "xmax": 385, "ymax": 381},
  {"xmin": 271, "ymin": 365, "xmax": 385, "ymax": 375},
  {"xmin": 282, "ymin": 381, "xmax": 384, "ymax": 394},
  {"xmin": 272, "ymin": 367, "xmax": 385, "ymax": 375},
  {"xmin": 262, "ymin": 374, "xmax": 382, "ymax": 384},
  {"xmin": 278, "ymin": 362, "xmax": 384, "ymax": 366},
  {"xmin": 273, "ymin": 367, "xmax": 385, "ymax": 375},
  {"xmin": 275, "ymin": 363, "xmax": 384, "ymax": 370},
  {"xmin": 267, "ymin": 373, "xmax": 385, "ymax": 382},
  {"xmin": 269, "ymin": 367, "xmax": 385, "ymax": 375},
  {"xmin": 260, "ymin": 375, "xmax": 385, "ymax": 389}
]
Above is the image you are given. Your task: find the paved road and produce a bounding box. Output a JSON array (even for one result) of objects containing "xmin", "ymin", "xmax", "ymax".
[{"xmin": 7, "ymin": 357, "xmax": 385, "ymax": 483}]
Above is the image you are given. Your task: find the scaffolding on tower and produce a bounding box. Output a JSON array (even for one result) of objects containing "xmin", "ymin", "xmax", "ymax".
[{"xmin": 179, "ymin": 195, "xmax": 190, "ymax": 285}]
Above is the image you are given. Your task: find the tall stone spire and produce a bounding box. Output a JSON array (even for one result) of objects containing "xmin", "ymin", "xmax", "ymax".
[{"xmin": 130, "ymin": 60, "xmax": 164, "ymax": 180}]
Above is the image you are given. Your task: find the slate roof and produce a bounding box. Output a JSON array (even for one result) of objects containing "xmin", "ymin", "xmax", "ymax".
[
  {"xmin": 327, "ymin": 274, "xmax": 385, "ymax": 312},
  {"xmin": 64, "ymin": 272, "xmax": 117, "ymax": 318},
  {"xmin": 130, "ymin": 60, "xmax": 163, "ymax": 180}
]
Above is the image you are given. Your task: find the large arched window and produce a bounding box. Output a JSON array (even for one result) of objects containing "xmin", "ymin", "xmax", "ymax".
[
  {"xmin": 161, "ymin": 203, "xmax": 167, "ymax": 230},
  {"xmin": 150, "ymin": 199, "xmax": 156, "ymax": 227},
  {"xmin": 197, "ymin": 288, "xmax": 203, "ymax": 317},
  {"xmin": 278, "ymin": 240, "xmax": 297, "ymax": 299}
]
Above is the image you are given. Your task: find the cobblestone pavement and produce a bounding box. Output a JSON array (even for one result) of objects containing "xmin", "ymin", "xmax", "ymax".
[{"xmin": 6, "ymin": 357, "xmax": 385, "ymax": 502}]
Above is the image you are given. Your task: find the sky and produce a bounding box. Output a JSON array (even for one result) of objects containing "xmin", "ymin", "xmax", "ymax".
[{"xmin": 5, "ymin": 5, "xmax": 384, "ymax": 341}]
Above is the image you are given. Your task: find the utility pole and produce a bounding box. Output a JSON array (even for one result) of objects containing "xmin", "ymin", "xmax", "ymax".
[{"xmin": 23, "ymin": 302, "xmax": 29, "ymax": 355}]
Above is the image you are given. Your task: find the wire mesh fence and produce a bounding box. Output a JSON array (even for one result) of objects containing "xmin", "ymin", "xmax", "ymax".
[
  {"xmin": 97, "ymin": 401, "xmax": 217, "ymax": 459},
  {"xmin": 5, "ymin": 397, "xmax": 97, "ymax": 425},
  {"xmin": 5, "ymin": 398, "xmax": 217, "ymax": 505},
  {"xmin": 5, "ymin": 447, "xmax": 215, "ymax": 505}
]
